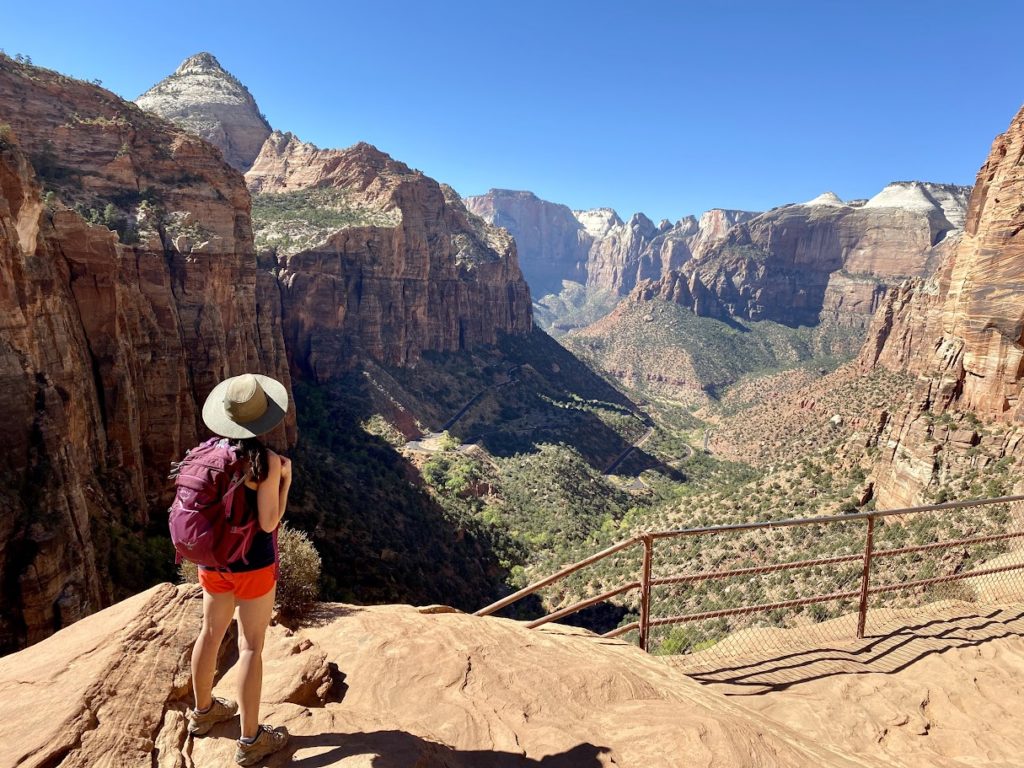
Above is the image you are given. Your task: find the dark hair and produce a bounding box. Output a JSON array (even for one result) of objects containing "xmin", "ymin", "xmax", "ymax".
[{"xmin": 231, "ymin": 437, "xmax": 268, "ymax": 483}]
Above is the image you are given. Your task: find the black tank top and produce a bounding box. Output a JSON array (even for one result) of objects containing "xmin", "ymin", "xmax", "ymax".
[{"xmin": 200, "ymin": 486, "xmax": 276, "ymax": 573}]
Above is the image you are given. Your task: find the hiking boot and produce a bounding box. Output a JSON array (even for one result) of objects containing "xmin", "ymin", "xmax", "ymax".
[
  {"xmin": 235, "ymin": 724, "xmax": 290, "ymax": 766},
  {"xmin": 186, "ymin": 696, "xmax": 238, "ymax": 736}
]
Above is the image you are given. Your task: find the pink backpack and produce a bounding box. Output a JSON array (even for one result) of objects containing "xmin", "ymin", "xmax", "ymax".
[{"xmin": 168, "ymin": 437, "xmax": 258, "ymax": 568}]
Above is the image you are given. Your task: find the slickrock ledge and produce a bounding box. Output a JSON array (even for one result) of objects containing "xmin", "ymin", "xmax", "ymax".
[{"xmin": 0, "ymin": 584, "xmax": 878, "ymax": 768}]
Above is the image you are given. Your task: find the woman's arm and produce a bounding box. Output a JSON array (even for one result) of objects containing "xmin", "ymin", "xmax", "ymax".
[
  {"xmin": 277, "ymin": 456, "xmax": 292, "ymax": 523},
  {"xmin": 256, "ymin": 451, "xmax": 286, "ymax": 533}
]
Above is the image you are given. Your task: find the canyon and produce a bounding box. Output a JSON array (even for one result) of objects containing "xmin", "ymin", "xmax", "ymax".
[
  {"xmin": 0, "ymin": 28, "xmax": 1022, "ymax": 768},
  {"xmin": 467, "ymin": 182, "xmax": 969, "ymax": 335},
  {"xmin": 0, "ymin": 53, "xmax": 532, "ymax": 652},
  {"xmin": 2, "ymin": 46, "xmax": 1021, "ymax": 663}
]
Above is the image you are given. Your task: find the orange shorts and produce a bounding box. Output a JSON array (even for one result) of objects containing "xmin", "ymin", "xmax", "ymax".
[{"xmin": 198, "ymin": 564, "xmax": 276, "ymax": 600}]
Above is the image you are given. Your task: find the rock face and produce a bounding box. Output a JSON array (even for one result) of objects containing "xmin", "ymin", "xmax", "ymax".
[
  {"xmin": 857, "ymin": 106, "xmax": 1024, "ymax": 505},
  {"xmin": 641, "ymin": 182, "xmax": 970, "ymax": 329},
  {"xmin": 0, "ymin": 56, "xmax": 294, "ymax": 652},
  {"xmin": 577, "ymin": 207, "xmax": 759, "ymax": 297},
  {"xmin": 472, "ymin": 182, "xmax": 970, "ymax": 336},
  {"xmin": 248, "ymin": 133, "xmax": 533, "ymax": 377},
  {"xmin": 135, "ymin": 52, "xmax": 271, "ymax": 172},
  {"xmin": 466, "ymin": 189, "xmax": 758, "ymax": 333},
  {"xmin": 464, "ymin": 189, "xmax": 588, "ymax": 296},
  {"xmin": 688, "ymin": 208, "xmax": 758, "ymax": 259},
  {"xmin": 862, "ymin": 111, "xmax": 1024, "ymax": 421},
  {"xmin": 0, "ymin": 583, "xmax": 880, "ymax": 767}
]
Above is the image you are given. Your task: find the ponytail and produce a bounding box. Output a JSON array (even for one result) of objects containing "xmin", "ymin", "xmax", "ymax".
[{"xmin": 231, "ymin": 437, "xmax": 268, "ymax": 483}]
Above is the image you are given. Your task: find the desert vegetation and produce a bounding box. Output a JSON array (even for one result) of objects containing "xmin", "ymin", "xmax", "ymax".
[{"xmin": 251, "ymin": 188, "xmax": 401, "ymax": 255}]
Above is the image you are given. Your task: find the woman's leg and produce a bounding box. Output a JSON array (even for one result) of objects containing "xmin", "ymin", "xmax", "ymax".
[
  {"xmin": 191, "ymin": 588, "xmax": 236, "ymax": 710},
  {"xmin": 235, "ymin": 583, "xmax": 276, "ymax": 739}
]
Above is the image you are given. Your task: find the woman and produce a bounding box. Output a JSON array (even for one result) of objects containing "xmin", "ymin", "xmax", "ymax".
[{"xmin": 184, "ymin": 373, "xmax": 292, "ymax": 766}]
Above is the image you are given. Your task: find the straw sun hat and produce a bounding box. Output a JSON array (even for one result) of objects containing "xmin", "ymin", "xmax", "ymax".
[{"xmin": 202, "ymin": 373, "xmax": 289, "ymax": 439}]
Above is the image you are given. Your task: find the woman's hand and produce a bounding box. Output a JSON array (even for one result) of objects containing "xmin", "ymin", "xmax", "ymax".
[{"xmin": 279, "ymin": 456, "xmax": 292, "ymax": 485}]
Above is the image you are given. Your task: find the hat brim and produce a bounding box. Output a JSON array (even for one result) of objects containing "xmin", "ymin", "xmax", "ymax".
[{"xmin": 202, "ymin": 374, "xmax": 289, "ymax": 439}]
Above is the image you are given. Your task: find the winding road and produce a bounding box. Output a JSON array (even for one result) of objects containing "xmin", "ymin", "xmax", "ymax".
[{"xmin": 602, "ymin": 426, "xmax": 656, "ymax": 475}]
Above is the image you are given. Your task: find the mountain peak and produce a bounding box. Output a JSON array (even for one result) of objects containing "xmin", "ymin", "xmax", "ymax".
[
  {"xmin": 175, "ymin": 51, "xmax": 225, "ymax": 75},
  {"xmin": 136, "ymin": 52, "xmax": 272, "ymax": 172},
  {"xmin": 803, "ymin": 191, "xmax": 846, "ymax": 207}
]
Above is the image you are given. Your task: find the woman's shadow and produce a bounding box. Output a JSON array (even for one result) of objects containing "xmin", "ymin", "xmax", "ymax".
[{"xmin": 285, "ymin": 730, "xmax": 612, "ymax": 767}]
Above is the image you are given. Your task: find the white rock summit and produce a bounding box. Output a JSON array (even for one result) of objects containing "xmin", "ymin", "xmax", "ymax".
[
  {"xmin": 135, "ymin": 52, "xmax": 272, "ymax": 171},
  {"xmin": 803, "ymin": 191, "xmax": 846, "ymax": 207}
]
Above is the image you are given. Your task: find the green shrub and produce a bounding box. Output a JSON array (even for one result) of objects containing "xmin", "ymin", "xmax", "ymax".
[{"xmin": 276, "ymin": 525, "xmax": 322, "ymax": 616}]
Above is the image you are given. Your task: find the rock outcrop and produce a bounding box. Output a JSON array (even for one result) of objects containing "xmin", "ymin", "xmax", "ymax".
[
  {"xmin": 135, "ymin": 52, "xmax": 271, "ymax": 172},
  {"xmin": 856, "ymin": 106, "xmax": 1024, "ymax": 504},
  {"xmin": 577, "ymin": 207, "xmax": 760, "ymax": 296},
  {"xmin": 640, "ymin": 182, "xmax": 970, "ymax": 329},
  {"xmin": 0, "ymin": 583, "xmax": 881, "ymax": 767},
  {"xmin": 466, "ymin": 189, "xmax": 759, "ymax": 332},
  {"xmin": 464, "ymin": 189, "xmax": 589, "ymax": 296},
  {"xmin": 681, "ymin": 602, "xmax": 1024, "ymax": 768},
  {"xmin": 0, "ymin": 56, "xmax": 294, "ymax": 652},
  {"xmin": 861, "ymin": 110, "xmax": 1024, "ymax": 421},
  {"xmin": 688, "ymin": 208, "xmax": 758, "ymax": 259},
  {"xmin": 248, "ymin": 133, "xmax": 533, "ymax": 376}
]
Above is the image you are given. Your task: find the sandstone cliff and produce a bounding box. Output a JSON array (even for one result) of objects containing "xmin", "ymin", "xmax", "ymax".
[
  {"xmin": 688, "ymin": 208, "xmax": 758, "ymax": 259},
  {"xmin": 0, "ymin": 56, "xmax": 294, "ymax": 652},
  {"xmin": 464, "ymin": 189, "xmax": 589, "ymax": 296},
  {"xmin": 641, "ymin": 182, "xmax": 970, "ymax": 329},
  {"xmin": 466, "ymin": 189, "xmax": 760, "ymax": 332},
  {"xmin": 472, "ymin": 181, "xmax": 969, "ymax": 337},
  {"xmin": 856, "ymin": 106, "xmax": 1024, "ymax": 504},
  {"xmin": 575, "ymin": 207, "xmax": 760, "ymax": 297},
  {"xmin": 861, "ymin": 112, "xmax": 1024, "ymax": 421},
  {"xmin": 248, "ymin": 133, "xmax": 533, "ymax": 376},
  {"xmin": 135, "ymin": 52, "xmax": 272, "ymax": 172}
]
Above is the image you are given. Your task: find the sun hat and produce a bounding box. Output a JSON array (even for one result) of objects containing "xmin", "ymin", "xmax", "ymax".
[{"xmin": 202, "ymin": 373, "xmax": 289, "ymax": 439}]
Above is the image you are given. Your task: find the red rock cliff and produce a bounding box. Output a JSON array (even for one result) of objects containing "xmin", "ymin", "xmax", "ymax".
[
  {"xmin": 464, "ymin": 189, "xmax": 589, "ymax": 297},
  {"xmin": 0, "ymin": 57, "xmax": 293, "ymax": 651},
  {"xmin": 862, "ymin": 106, "xmax": 1024, "ymax": 422},
  {"xmin": 643, "ymin": 183, "xmax": 968, "ymax": 329},
  {"xmin": 247, "ymin": 132, "xmax": 533, "ymax": 378},
  {"xmin": 856, "ymin": 106, "xmax": 1024, "ymax": 507}
]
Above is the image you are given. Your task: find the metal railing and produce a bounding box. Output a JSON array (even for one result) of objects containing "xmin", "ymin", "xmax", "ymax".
[{"xmin": 475, "ymin": 495, "xmax": 1024, "ymax": 653}]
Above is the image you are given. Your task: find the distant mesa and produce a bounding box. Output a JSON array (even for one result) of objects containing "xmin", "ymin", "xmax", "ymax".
[{"xmin": 862, "ymin": 181, "xmax": 971, "ymax": 229}]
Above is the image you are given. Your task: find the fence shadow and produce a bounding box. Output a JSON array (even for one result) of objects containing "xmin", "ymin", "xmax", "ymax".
[{"xmin": 673, "ymin": 604, "xmax": 1024, "ymax": 695}]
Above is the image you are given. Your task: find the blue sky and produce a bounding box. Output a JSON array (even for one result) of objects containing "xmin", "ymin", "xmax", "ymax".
[{"xmin": 3, "ymin": 1, "xmax": 1023, "ymax": 221}]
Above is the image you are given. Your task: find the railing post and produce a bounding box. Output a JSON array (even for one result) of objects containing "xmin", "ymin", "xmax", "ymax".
[
  {"xmin": 856, "ymin": 515, "xmax": 875, "ymax": 639},
  {"xmin": 639, "ymin": 534, "xmax": 653, "ymax": 652}
]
